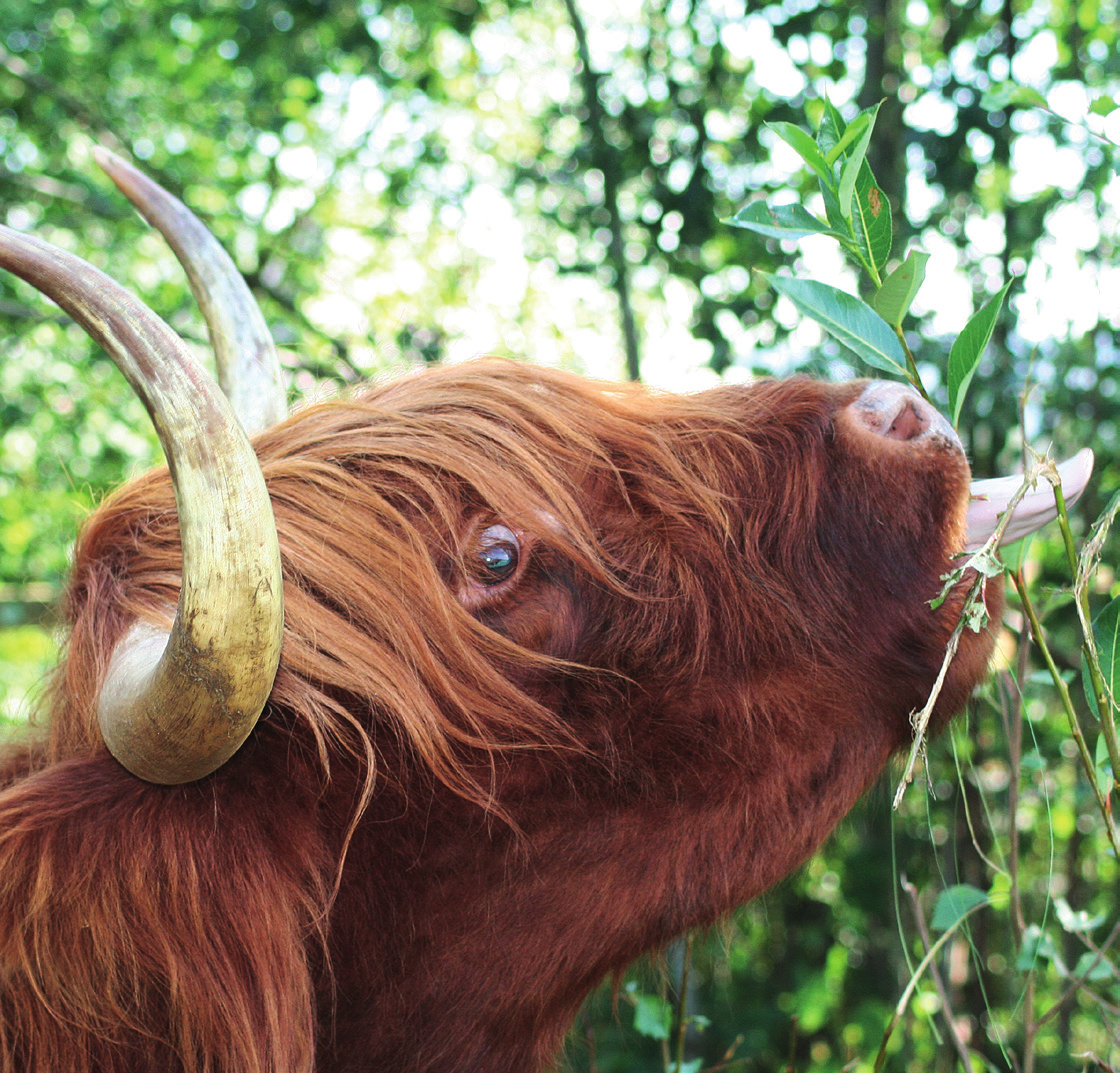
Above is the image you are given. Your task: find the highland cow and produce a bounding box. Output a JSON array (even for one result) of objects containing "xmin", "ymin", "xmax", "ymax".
[{"xmin": 0, "ymin": 153, "xmax": 1091, "ymax": 1073}]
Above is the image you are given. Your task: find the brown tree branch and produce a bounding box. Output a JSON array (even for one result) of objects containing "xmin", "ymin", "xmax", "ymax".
[{"xmin": 559, "ymin": 0, "xmax": 642, "ymax": 381}]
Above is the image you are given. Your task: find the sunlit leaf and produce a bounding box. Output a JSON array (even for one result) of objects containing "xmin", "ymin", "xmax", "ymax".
[
  {"xmin": 824, "ymin": 109, "xmax": 871, "ymax": 166},
  {"xmin": 815, "ymin": 97, "xmax": 847, "ymax": 156},
  {"xmin": 766, "ymin": 121, "xmax": 832, "ymax": 184},
  {"xmin": 0, "ymin": 624, "xmax": 57, "ymax": 727},
  {"xmin": 1016, "ymin": 924, "xmax": 1059, "ymax": 971},
  {"xmin": 1094, "ymin": 730, "xmax": 1114, "ymax": 796},
  {"xmin": 987, "ymin": 872, "xmax": 1011, "ymax": 912},
  {"xmin": 998, "ymin": 534, "xmax": 1033, "ymax": 575},
  {"xmin": 1090, "ymin": 95, "xmax": 1119, "ymax": 117},
  {"xmin": 873, "ymin": 250, "xmax": 930, "ymax": 327},
  {"xmin": 1082, "ymin": 593, "xmax": 1120, "ymax": 720},
  {"xmin": 931, "ymin": 884, "xmax": 988, "ymax": 931},
  {"xmin": 725, "ymin": 200, "xmax": 845, "ymax": 241},
  {"xmin": 981, "ymin": 82, "xmax": 1048, "ymax": 110},
  {"xmin": 632, "ymin": 992, "xmax": 671, "ymax": 1040},
  {"xmin": 815, "ymin": 103, "xmax": 847, "ymax": 234},
  {"xmin": 1054, "ymin": 897, "xmax": 1106, "ymax": 935},
  {"xmin": 763, "ymin": 274, "xmax": 907, "ymax": 375},
  {"xmin": 836, "ymin": 104, "xmax": 879, "ymax": 220},
  {"xmin": 947, "ymin": 281, "xmax": 1013, "ymax": 426},
  {"xmin": 1074, "ymin": 950, "xmax": 1117, "ymax": 982},
  {"xmin": 851, "ymin": 162, "xmax": 892, "ymax": 277}
]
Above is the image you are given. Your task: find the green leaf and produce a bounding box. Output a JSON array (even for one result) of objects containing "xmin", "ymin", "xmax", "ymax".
[
  {"xmin": 1094, "ymin": 730, "xmax": 1114, "ymax": 795},
  {"xmin": 815, "ymin": 98, "xmax": 847, "ymax": 157},
  {"xmin": 1073, "ymin": 950, "xmax": 1117, "ymax": 983},
  {"xmin": 1084, "ymin": 594, "xmax": 1120, "ymax": 720},
  {"xmin": 816, "ymin": 102, "xmax": 848, "ymax": 234},
  {"xmin": 825, "ymin": 109, "xmax": 872, "ymax": 167},
  {"xmin": 836, "ymin": 104, "xmax": 880, "ymax": 219},
  {"xmin": 763, "ymin": 274, "xmax": 907, "ymax": 376},
  {"xmin": 1095, "ymin": 488, "xmax": 1120, "ymax": 531},
  {"xmin": 873, "ymin": 250, "xmax": 930, "ymax": 327},
  {"xmin": 632, "ymin": 993, "xmax": 672, "ymax": 1040},
  {"xmin": 998, "ymin": 534, "xmax": 1034, "ymax": 575},
  {"xmin": 836, "ymin": 152, "xmax": 862, "ymax": 222},
  {"xmin": 1088, "ymin": 591, "xmax": 1120, "ymax": 716},
  {"xmin": 1090, "ymin": 95, "xmax": 1118, "ymax": 118},
  {"xmin": 947, "ymin": 281, "xmax": 1013, "ymax": 426},
  {"xmin": 766, "ymin": 121, "xmax": 832, "ymax": 184},
  {"xmin": 725, "ymin": 201, "xmax": 846, "ymax": 241},
  {"xmin": 1054, "ymin": 897, "xmax": 1106, "ymax": 935},
  {"xmin": 850, "ymin": 162, "xmax": 892, "ymax": 278},
  {"xmin": 819, "ymin": 179, "xmax": 848, "ymax": 239},
  {"xmin": 931, "ymin": 884, "xmax": 989, "ymax": 931},
  {"xmin": 1017, "ymin": 924, "xmax": 1059, "ymax": 971},
  {"xmin": 981, "ymin": 82, "xmax": 1048, "ymax": 111}
]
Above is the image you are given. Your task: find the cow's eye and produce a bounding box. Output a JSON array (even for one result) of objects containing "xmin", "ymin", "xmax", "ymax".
[{"xmin": 476, "ymin": 525, "xmax": 520, "ymax": 585}]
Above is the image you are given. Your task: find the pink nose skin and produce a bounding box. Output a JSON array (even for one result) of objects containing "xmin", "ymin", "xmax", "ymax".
[
  {"xmin": 848, "ymin": 381, "xmax": 1095, "ymax": 552},
  {"xmin": 851, "ymin": 380, "xmax": 962, "ymax": 450}
]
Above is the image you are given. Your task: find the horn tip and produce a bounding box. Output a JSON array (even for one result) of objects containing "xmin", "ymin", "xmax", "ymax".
[{"xmin": 93, "ymin": 145, "xmax": 130, "ymax": 178}]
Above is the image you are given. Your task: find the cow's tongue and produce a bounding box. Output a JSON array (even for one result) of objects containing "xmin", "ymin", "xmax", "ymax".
[{"xmin": 965, "ymin": 448, "xmax": 1094, "ymax": 551}]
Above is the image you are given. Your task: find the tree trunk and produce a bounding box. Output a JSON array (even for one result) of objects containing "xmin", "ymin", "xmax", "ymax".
[{"xmin": 561, "ymin": 0, "xmax": 642, "ymax": 381}]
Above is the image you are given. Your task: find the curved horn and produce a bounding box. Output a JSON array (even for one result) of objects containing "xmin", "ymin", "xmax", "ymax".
[
  {"xmin": 0, "ymin": 225, "xmax": 284, "ymax": 784},
  {"xmin": 93, "ymin": 146, "xmax": 287, "ymax": 434}
]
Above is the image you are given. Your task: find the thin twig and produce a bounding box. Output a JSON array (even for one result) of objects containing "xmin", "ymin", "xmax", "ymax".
[
  {"xmin": 1013, "ymin": 573, "xmax": 1120, "ymax": 858},
  {"xmin": 1070, "ymin": 486, "xmax": 1120, "ymax": 789},
  {"xmin": 1036, "ymin": 918, "xmax": 1120, "ymax": 1029},
  {"xmin": 894, "ymin": 586, "xmax": 974, "ymax": 807},
  {"xmin": 673, "ymin": 934, "xmax": 694, "ymax": 1073},
  {"xmin": 873, "ymin": 901, "xmax": 989, "ymax": 1072},
  {"xmin": 900, "ymin": 877, "xmax": 976, "ymax": 1071}
]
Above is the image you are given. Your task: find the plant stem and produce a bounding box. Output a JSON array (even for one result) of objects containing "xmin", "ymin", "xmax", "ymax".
[
  {"xmin": 1011, "ymin": 573, "xmax": 1120, "ymax": 858},
  {"xmin": 1007, "ymin": 638, "xmax": 1029, "ymax": 945},
  {"xmin": 895, "ymin": 570, "xmax": 985, "ymax": 807},
  {"xmin": 900, "ymin": 877, "xmax": 975, "ymax": 1071},
  {"xmin": 1036, "ymin": 918, "xmax": 1120, "ymax": 1029},
  {"xmin": 896, "ymin": 325, "xmax": 930, "ymax": 399},
  {"xmin": 872, "ymin": 902, "xmax": 988, "ymax": 1072},
  {"xmin": 1059, "ymin": 480, "xmax": 1120, "ymax": 792},
  {"xmin": 673, "ymin": 934, "xmax": 694, "ymax": 1073}
]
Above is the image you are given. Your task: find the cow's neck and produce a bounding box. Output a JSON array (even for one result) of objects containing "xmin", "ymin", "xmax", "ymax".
[{"xmin": 318, "ymin": 703, "xmax": 897, "ymax": 1073}]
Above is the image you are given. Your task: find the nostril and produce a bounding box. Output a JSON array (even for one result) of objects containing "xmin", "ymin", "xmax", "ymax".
[
  {"xmin": 851, "ymin": 380, "xmax": 961, "ymax": 449},
  {"xmin": 885, "ymin": 399, "xmax": 928, "ymax": 441}
]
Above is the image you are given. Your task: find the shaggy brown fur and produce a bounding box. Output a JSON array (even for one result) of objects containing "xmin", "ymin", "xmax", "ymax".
[{"xmin": 0, "ymin": 360, "xmax": 997, "ymax": 1072}]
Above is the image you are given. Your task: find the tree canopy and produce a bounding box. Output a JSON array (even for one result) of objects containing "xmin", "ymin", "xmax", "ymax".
[{"xmin": 1, "ymin": 0, "xmax": 1118, "ymax": 1068}]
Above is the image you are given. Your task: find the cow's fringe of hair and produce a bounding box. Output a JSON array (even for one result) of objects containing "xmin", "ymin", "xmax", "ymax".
[
  {"xmin": 48, "ymin": 361, "xmax": 827, "ymax": 807},
  {"xmin": 0, "ymin": 359, "xmax": 830, "ymax": 1071}
]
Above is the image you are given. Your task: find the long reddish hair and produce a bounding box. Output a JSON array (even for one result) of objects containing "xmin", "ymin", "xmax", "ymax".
[{"xmin": 0, "ymin": 360, "xmax": 996, "ymax": 1072}]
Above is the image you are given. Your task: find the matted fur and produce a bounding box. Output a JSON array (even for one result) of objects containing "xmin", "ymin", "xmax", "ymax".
[{"xmin": 0, "ymin": 360, "xmax": 997, "ymax": 1072}]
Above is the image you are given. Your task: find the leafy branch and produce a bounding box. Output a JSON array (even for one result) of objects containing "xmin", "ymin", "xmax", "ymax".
[
  {"xmin": 727, "ymin": 97, "xmax": 1010, "ymax": 420},
  {"xmin": 727, "ymin": 95, "xmax": 1117, "ymax": 1070}
]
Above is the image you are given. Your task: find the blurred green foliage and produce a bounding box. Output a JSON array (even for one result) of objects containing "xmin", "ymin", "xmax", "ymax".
[
  {"xmin": 0, "ymin": 622, "xmax": 52, "ymax": 729},
  {"xmin": 1, "ymin": 0, "xmax": 1118, "ymax": 1069}
]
